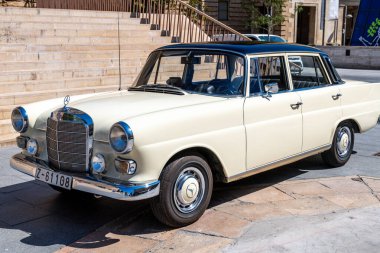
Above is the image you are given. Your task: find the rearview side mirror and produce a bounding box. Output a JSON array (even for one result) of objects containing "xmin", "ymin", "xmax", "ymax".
[
  {"xmin": 262, "ymin": 82, "xmax": 279, "ymax": 99},
  {"xmin": 264, "ymin": 83, "xmax": 279, "ymax": 94}
]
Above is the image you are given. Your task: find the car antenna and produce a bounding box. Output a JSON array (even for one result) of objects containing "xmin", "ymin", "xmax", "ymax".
[{"xmin": 118, "ymin": 12, "xmax": 122, "ymax": 91}]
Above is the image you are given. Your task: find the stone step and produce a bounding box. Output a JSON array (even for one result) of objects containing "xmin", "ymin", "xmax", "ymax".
[
  {"xmin": 0, "ymin": 75, "xmax": 135, "ymax": 93},
  {"xmin": 0, "ymin": 7, "xmax": 136, "ymax": 19},
  {"xmin": 0, "ymin": 43, "xmax": 167, "ymax": 53},
  {"xmin": 0, "ymin": 35, "xmax": 170, "ymax": 45},
  {"xmin": 0, "ymin": 85, "xmax": 119, "ymax": 107},
  {"xmin": 0, "ymin": 50, "xmax": 151, "ymax": 62},
  {"xmin": 1, "ymin": 13, "xmax": 143, "ymax": 25},
  {"xmin": 0, "ymin": 105, "xmax": 14, "ymax": 120},
  {"xmin": 0, "ymin": 57, "xmax": 149, "ymax": 71},
  {"xmin": 0, "ymin": 21, "xmax": 152, "ymax": 31},
  {"xmin": 1, "ymin": 28, "xmax": 166, "ymax": 39},
  {"xmin": 0, "ymin": 133, "xmax": 18, "ymax": 148},
  {"xmin": 0, "ymin": 119, "xmax": 14, "ymax": 135},
  {"xmin": 0, "ymin": 65, "xmax": 139, "ymax": 83}
]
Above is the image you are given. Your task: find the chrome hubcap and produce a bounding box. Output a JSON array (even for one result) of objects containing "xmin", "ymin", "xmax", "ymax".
[
  {"xmin": 174, "ymin": 167, "xmax": 205, "ymax": 214},
  {"xmin": 336, "ymin": 126, "xmax": 352, "ymax": 158}
]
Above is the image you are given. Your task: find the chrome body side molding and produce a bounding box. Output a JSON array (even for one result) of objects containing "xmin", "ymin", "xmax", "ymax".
[{"xmin": 226, "ymin": 144, "xmax": 331, "ymax": 183}]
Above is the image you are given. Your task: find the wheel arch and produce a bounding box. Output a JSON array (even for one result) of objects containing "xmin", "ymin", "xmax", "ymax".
[
  {"xmin": 339, "ymin": 118, "xmax": 361, "ymax": 133},
  {"xmin": 164, "ymin": 146, "xmax": 227, "ymax": 183}
]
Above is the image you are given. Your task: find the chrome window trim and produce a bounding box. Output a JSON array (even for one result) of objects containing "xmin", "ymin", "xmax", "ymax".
[
  {"xmin": 285, "ymin": 52, "xmax": 333, "ymax": 89},
  {"xmin": 247, "ymin": 53, "xmax": 290, "ymax": 97},
  {"xmin": 143, "ymin": 48, "xmax": 249, "ymax": 98}
]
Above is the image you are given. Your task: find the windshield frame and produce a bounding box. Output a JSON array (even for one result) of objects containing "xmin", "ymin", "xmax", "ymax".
[{"xmin": 132, "ymin": 48, "xmax": 249, "ymax": 98}]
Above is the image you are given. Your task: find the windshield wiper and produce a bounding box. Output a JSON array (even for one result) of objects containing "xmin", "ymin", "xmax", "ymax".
[{"xmin": 128, "ymin": 84, "xmax": 187, "ymax": 95}]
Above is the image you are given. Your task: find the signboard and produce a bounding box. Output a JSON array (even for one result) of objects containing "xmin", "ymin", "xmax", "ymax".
[
  {"xmin": 351, "ymin": 0, "xmax": 380, "ymax": 46},
  {"xmin": 328, "ymin": 0, "xmax": 339, "ymax": 20}
]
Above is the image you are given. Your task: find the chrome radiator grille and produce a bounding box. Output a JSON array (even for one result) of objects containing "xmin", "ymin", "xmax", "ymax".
[{"xmin": 46, "ymin": 108, "xmax": 93, "ymax": 172}]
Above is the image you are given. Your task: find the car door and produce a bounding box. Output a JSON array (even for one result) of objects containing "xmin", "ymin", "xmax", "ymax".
[
  {"xmin": 244, "ymin": 55, "xmax": 303, "ymax": 170},
  {"xmin": 288, "ymin": 53, "xmax": 342, "ymax": 151}
]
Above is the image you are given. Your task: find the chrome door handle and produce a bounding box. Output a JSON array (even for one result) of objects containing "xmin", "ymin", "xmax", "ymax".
[
  {"xmin": 290, "ymin": 102, "xmax": 303, "ymax": 110},
  {"xmin": 332, "ymin": 93, "xmax": 342, "ymax": 100}
]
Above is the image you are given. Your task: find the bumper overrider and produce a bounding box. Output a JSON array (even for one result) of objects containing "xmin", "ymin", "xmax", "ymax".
[{"xmin": 10, "ymin": 153, "xmax": 160, "ymax": 201}]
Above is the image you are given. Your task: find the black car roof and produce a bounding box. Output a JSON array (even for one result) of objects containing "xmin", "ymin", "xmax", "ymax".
[{"xmin": 159, "ymin": 41, "xmax": 323, "ymax": 55}]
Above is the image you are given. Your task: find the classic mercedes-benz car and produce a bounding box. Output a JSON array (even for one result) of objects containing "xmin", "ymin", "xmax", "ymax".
[{"xmin": 10, "ymin": 42, "xmax": 380, "ymax": 227}]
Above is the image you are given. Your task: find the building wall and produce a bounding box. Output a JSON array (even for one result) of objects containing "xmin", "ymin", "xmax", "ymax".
[
  {"xmin": 203, "ymin": 0, "xmax": 250, "ymax": 33},
  {"xmin": 203, "ymin": 0, "xmax": 360, "ymax": 46}
]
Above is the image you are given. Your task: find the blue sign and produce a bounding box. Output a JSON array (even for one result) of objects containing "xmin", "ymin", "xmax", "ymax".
[{"xmin": 351, "ymin": 0, "xmax": 380, "ymax": 46}]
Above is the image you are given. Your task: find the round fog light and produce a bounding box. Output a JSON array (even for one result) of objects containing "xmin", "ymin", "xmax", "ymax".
[
  {"xmin": 92, "ymin": 154, "xmax": 106, "ymax": 173},
  {"xmin": 26, "ymin": 139, "xmax": 38, "ymax": 156}
]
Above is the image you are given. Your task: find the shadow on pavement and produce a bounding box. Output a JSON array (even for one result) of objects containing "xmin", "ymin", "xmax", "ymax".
[
  {"xmin": 57, "ymin": 154, "xmax": 337, "ymax": 250},
  {"xmin": 0, "ymin": 179, "xmax": 144, "ymax": 248}
]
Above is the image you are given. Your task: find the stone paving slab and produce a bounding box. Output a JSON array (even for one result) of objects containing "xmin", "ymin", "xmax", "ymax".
[{"xmin": 58, "ymin": 175, "xmax": 380, "ymax": 253}]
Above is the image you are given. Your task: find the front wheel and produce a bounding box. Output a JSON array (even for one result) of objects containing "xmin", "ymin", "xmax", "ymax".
[
  {"xmin": 322, "ymin": 122, "xmax": 354, "ymax": 167},
  {"xmin": 150, "ymin": 154, "xmax": 213, "ymax": 227}
]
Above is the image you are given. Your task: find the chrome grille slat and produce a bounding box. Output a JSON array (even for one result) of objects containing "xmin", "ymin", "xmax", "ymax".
[{"xmin": 46, "ymin": 109, "xmax": 93, "ymax": 173}]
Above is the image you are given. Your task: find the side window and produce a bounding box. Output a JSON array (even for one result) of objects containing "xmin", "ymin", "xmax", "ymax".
[
  {"xmin": 250, "ymin": 56, "xmax": 289, "ymax": 95},
  {"xmin": 289, "ymin": 55, "xmax": 329, "ymax": 90},
  {"xmin": 322, "ymin": 56, "xmax": 343, "ymax": 84}
]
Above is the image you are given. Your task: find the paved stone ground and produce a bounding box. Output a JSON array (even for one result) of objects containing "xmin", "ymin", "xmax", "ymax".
[
  {"xmin": 57, "ymin": 176, "xmax": 380, "ymax": 253},
  {"xmin": 0, "ymin": 69, "xmax": 378, "ymax": 252}
]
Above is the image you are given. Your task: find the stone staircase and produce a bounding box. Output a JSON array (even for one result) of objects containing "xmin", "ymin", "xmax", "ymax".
[
  {"xmin": 0, "ymin": 7, "xmax": 172, "ymax": 146},
  {"xmin": 0, "ymin": 2, "xmax": 248, "ymax": 147}
]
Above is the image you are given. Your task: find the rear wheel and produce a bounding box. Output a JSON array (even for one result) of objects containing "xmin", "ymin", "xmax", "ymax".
[
  {"xmin": 150, "ymin": 154, "xmax": 213, "ymax": 227},
  {"xmin": 322, "ymin": 122, "xmax": 354, "ymax": 167}
]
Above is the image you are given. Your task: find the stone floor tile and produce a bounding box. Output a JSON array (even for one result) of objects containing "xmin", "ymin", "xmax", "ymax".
[
  {"xmin": 12, "ymin": 183, "xmax": 60, "ymax": 206},
  {"xmin": 237, "ymin": 186, "xmax": 293, "ymax": 204},
  {"xmin": 114, "ymin": 212, "xmax": 178, "ymax": 241},
  {"xmin": 0, "ymin": 176, "xmax": 30, "ymax": 191},
  {"xmin": 362, "ymin": 177, "xmax": 380, "ymax": 192},
  {"xmin": 317, "ymin": 177, "xmax": 370, "ymax": 194},
  {"xmin": 184, "ymin": 209, "xmax": 250, "ymax": 238},
  {"xmin": 60, "ymin": 232, "xmax": 158, "ymax": 253},
  {"xmin": 149, "ymin": 230, "xmax": 234, "ymax": 253},
  {"xmin": 216, "ymin": 202, "xmax": 292, "ymax": 222},
  {"xmin": 0, "ymin": 200, "xmax": 50, "ymax": 226},
  {"xmin": 323, "ymin": 193, "xmax": 380, "ymax": 209},
  {"xmin": 14, "ymin": 214, "xmax": 91, "ymax": 247},
  {"xmin": 273, "ymin": 196, "xmax": 344, "ymax": 216},
  {"xmin": 275, "ymin": 181, "xmax": 333, "ymax": 198}
]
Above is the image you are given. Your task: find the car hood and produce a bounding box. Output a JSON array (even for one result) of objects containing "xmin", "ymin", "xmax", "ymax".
[{"xmin": 27, "ymin": 90, "xmax": 226, "ymax": 141}]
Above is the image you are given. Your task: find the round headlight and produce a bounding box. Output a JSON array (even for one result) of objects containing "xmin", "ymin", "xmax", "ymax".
[
  {"xmin": 11, "ymin": 107, "xmax": 28, "ymax": 133},
  {"xmin": 109, "ymin": 122, "xmax": 134, "ymax": 154},
  {"xmin": 26, "ymin": 139, "xmax": 38, "ymax": 156}
]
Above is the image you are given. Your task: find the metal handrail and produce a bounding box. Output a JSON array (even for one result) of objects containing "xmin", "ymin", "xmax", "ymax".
[
  {"xmin": 176, "ymin": 0, "xmax": 250, "ymax": 41},
  {"xmin": 37, "ymin": 0, "xmax": 250, "ymax": 43}
]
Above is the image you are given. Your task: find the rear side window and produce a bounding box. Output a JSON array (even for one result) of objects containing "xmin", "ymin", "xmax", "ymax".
[
  {"xmin": 289, "ymin": 56, "xmax": 329, "ymax": 90},
  {"xmin": 322, "ymin": 55, "xmax": 343, "ymax": 84}
]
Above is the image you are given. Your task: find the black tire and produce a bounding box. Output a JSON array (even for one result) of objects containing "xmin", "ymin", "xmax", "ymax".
[
  {"xmin": 322, "ymin": 122, "xmax": 355, "ymax": 167},
  {"xmin": 150, "ymin": 154, "xmax": 213, "ymax": 227}
]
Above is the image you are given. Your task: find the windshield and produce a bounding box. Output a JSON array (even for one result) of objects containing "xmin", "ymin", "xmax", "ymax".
[
  {"xmin": 132, "ymin": 50, "xmax": 246, "ymax": 96},
  {"xmin": 258, "ymin": 35, "xmax": 286, "ymax": 42}
]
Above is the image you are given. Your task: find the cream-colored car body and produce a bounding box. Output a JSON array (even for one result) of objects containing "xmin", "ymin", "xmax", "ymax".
[{"xmin": 17, "ymin": 52, "xmax": 380, "ymax": 187}]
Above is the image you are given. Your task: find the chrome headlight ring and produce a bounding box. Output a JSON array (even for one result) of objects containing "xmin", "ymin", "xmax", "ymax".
[
  {"xmin": 11, "ymin": 107, "xmax": 29, "ymax": 133},
  {"xmin": 109, "ymin": 122, "xmax": 134, "ymax": 154}
]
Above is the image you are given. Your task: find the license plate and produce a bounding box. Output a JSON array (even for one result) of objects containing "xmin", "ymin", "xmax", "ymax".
[{"xmin": 35, "ymin": 167, "xmax": 73, "ymax": 190}]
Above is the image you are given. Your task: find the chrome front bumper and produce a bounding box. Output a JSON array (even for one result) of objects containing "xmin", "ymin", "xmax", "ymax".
[{"xmin": 10, "ymin": 153, "xmax": 160, "ymax": 201}]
